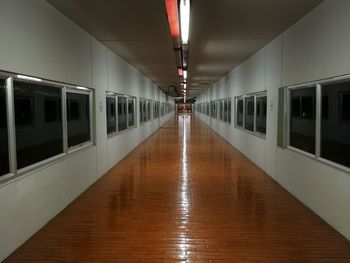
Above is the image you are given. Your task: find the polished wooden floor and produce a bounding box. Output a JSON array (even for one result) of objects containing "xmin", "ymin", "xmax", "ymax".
[{"xmin": 5, "ymin": 115, "xmax": 350, "ymax": 262}]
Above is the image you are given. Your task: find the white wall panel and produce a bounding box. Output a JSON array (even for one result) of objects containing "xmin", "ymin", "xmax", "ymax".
[
  {"xmin": 0, "ymin": 0, "xmax": 92, "ymax": 87},
  {"xmin": 282, "ymin": 0, "xmax": 350, "ymax": 86}
]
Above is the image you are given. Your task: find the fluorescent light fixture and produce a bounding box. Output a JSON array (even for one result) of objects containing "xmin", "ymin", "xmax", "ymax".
[
  {"xmin": 180, "ymin": 0, "xmax": 190, "ymax": 44},
  {"xmin": 184, "ymin": 84, "xmax": 187, "ymax": 89},
  {"xmin": 76, "ymin": 86, "xmax": 89, "ymax": 91},
  {"xmin": 183, "ymin": 70, "xmax": 187, "ymax": 79},
  {"xmin": 17, "ymin": 75, "xmax": 42, "ymax": 82}
]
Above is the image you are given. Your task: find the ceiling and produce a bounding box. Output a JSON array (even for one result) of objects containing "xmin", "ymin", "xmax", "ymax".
[{"xmin": 47, "ymin": 0, "xmax": 323, "ymax": 98}]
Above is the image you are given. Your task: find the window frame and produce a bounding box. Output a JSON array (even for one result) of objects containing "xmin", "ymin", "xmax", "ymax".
[
  {"xmin": 282, "ymin": 75, "xmax": 350, "ymax": 174},
  {"xmin": 235, "ymin": 91, "xmax": 267, "ymax": 139},
  {"xmin": 107, "ymin": 92, "xmax": 137, "ymax": 137},
  {"xmin": 0, "ymin": 72, "xmax": 95, "ymax": 185},
  {"xmin": 140, "ymin": 98, "xmax": 152, "ymax": 124},
  {"xmin": 64, "ymin": 86, "xmax": 94, "ymax": 153},
  {"xmin": 286, "ymin": 84, "xmax": 317, "ymax": 158}
]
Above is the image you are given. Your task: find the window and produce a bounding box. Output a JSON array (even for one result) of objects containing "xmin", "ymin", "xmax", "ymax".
[
  {"xmin": 236, "ymin": 98, "xmax": 244, "ymax": 127},
  {"xmin": 219, "ymin": 100, "xmax": 223, "ymax": 120},
  {"xmin": 227, "ymin": 99, "xmax": 231, "ymax": 124},
  {"xmin": 223, "ymin": 100, "xmax": 228, "ymax": 121},
  {"xmin": 256, "ymin": 95, "xmax": 267, "ymax": 134},
  {"xmin": 67, "ymin": 90, "xmax": 91, "ymax": 148},
  {"xmin": 321, "ymin": 81, "xmax": 350, "ymax": 167},
  {"xmin": 118, "ymin": 96, "xmax": 127, "ymax": 132},
  {"xmin": 14, "ymin": 80, "xmax": 63, "ymax": 169},
  {"xmin": 210, "ymin": 101, "xmax": 217, "ymax": 118},
  {"xmin": 244, "ymin": 96, "xmax": 255, "ymax": 132},
  {"xmin": 289, "ymin": 87, "xmax": 316, "ymax": 154},
  {"xmin": 128, "ymin": 97, "xmax": 135, "ymax": 127},
  {"xmin": 154, "ymin": 101, "xmax": 159, "ymax": 119},
  {"xmin": 236, "ymin": 92, "xmax": 266, "ymax": 136},
  {"xmin": 0, "ymin": 78, "xmax": 9, "ymax": 176},
  {"xmin": 147, "ymin": 100, "xmax": 152, "ymax": 120},
  {"xmin": 106, "ymin": 95, "xmax": 116, "ymax": 134},
  {"xmin": 0, "ymin": 72, "xmax": 96, "ymax": 183},
  {"xmin": 161, "ymin": 102, "xmax": 165, "ymax": 116},
  {"xmin": 140, "ymin": 98, "xmax": 151, "ymax": 123}
]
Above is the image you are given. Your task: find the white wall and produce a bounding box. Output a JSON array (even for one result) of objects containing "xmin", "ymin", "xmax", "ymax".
[
  {"xmin": 196, "ymin": 0, "xmax": 350, "ymax": 240},
  {"xmin": 0, "ymin": 0, "xmax": 174, "ymax": 261}
]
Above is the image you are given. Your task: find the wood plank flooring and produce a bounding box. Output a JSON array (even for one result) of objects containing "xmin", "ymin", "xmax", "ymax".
[{"xmin": 5, "ymin": 115, "xmax": 350, "ymax": 262}]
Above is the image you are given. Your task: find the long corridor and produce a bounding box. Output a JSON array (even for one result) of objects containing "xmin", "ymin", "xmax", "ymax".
[{"xmin": 5, "ymin": 115, "xmax": 350, "ymax": 262}]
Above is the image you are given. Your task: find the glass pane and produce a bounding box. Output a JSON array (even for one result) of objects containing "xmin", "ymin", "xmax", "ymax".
[
  {"xmin": 0, "ymin": 79, "xmax": 9, "ymax": 175},
  {"xmin": 277, "ymin": 87, "xmax": 286, "ymax": 148},
  {"xmin": 256, "ymin": 96, "xmax": 267, "ymax": 134},
  {"xmin": 289, "ymin": 87, "xmax": 316, "ymax": 154},
  {"xmin": 106, "ymin": 96, "xmax": 116, "ymax": 134},
  {"xmin": 227, "ymin": 100, "xmax": 231, "ymax": 123},
  {"xmin": 321, "ymin": 82, "xmax": 350, "ymax": 167},
  {"xmin": 244, "ymin": 96, "xmax": 254, "ymax": 131},
  {"xmin": 67, "ymin": 92, "xmax": 90, "ymax": 148},
  {"xmin": 237, "ymin": 99, "xmax": 243, "ymax": 127},
  {"xmin": 223, "ymin": 100, "xmax": 228, "ymax": 121},
  {"xmin": 128, "ymin": 99, "xmax": 135, "ymax": 127},
  {"xmin": 14, "ymin": 80, "xmax": 63, "ymax": 169},
  {"xmin": 118, "ymin": 96, "xmax": 127, "ymax": 132},
  {"xmin": 147, "ymin": 101, "xmax": 151, "ymax": 120}
]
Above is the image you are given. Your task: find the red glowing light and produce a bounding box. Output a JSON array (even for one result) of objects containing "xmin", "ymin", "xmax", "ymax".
[
  {"xmin": 178, "ymin": 68, "xmax": 183, "ymax": 76},
  {"xmin": 165, "ymin": 0, "xmax": 180, "ymax": 38}
]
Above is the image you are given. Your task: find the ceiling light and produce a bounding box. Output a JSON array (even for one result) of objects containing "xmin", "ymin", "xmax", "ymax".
[
  {"xmin": 180, "ymin": 0, "xmax": 190, "ymax": 44},
  {"xmin": 17, "ymin": 75, "xmax": 42, "ymax": 82},
  {"xmin": 183, "ymin": 69, "xmax": 187, "ymax": 79}
]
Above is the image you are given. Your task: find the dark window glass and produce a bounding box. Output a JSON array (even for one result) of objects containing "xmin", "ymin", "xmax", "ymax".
[
  {"xmin": 321, "ymin": 82, "xmax": 350, "ymax": 167},
  {"xmin": 340, "ymin": 92, "xmax": 350, "ymax": 121},
  {"xmin": 45, "ymin": 98, "xmax": 61, "ymax": 123},
  {"xmin": 256, "ymin": 96, "xmax": 267, "ymax": 134},
  {"xmin": 0, "ymin": 79, "xmax": 9, "ymax": 175},
  {"xmin": 67, "ymin": 92, "xmax": 90, "ymax": 148},
  {"xmin": 227, "ymin": 100, "xmax": 231, "ymax": 123},
  {"xmin": 161, "ymin": 102, "xmax": 165, "ymax": 116},
  {"xmin": 290, "ymin": 87, "xmax": 316, "ymax": 154},
  {"xmin": 219, "ymin": 101, "xmax": 223, "ymax": 120},
  {"xmin": 153, "ymin": 101, "xmax": 158, "ymax": 119},
  {"xmin": 147, "ymin": 101, "xmax": 151, "ymax": 120},
  {"xmin": 244, "ymin": 96, "xmax": 254, "ymax": 131},
  {"xmin": 15, "ymin": 96, "xmax": 34, "ymax": 126},
  {"xmin": 140, "ymin": 100, "xmax": 143, "ymax": 122},
  {"xmin": 14, "ymin": 80, "xmax": 63, "ymax": 169},
  {"xmin": 223, "ymin": 100, "xmax": 228, "ymax": 121},
  {"xmin": 67, "ymin": 100, "xmax": 80, "ymax": 121},
  {"xmin": 106, "ymin": 96, "xmax": 116, "ymax": 134},
  {"xmin": 322, "ymin": 95, "xmax": 329, "ymax": 119},
  {"xmin": 237, "ymin": 99, "xmax": 243, "ymax": 127},
  {"xmin": 118, "ymin": 96, "xmax": 127, "ymax": 132},
  {"xmin": 128, "ymin": 98, "xmax": 135, "ymax": 127}
]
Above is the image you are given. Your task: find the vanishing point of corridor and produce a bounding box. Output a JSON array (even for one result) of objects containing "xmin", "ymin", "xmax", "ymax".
[{"xmin": 5, "ymin": 115, "xmax": 350, "ymax": 262}]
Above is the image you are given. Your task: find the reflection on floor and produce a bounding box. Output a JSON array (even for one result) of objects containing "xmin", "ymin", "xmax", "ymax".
[{"xmin": 5, "ymin": 114, "xmax": 350, "ymax": 262}]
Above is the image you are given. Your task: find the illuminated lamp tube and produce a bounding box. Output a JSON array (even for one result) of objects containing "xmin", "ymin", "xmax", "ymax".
[{"xmin": 180, "ymin": 0, "xmax": 190, "ymax": 44}]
